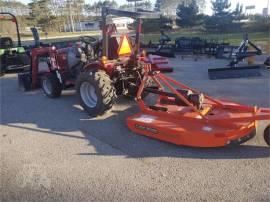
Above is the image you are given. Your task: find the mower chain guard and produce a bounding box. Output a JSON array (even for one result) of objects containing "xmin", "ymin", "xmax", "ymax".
[
  {"xmin": 189, "ymin": 93, "xmax": 204, "ymax": 110},
  {"xmin": 227, "ymin": 129, "xmax": 256, "ymax": 146}
]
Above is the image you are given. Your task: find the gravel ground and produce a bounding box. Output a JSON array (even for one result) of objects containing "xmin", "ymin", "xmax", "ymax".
[{"xmin": 1, "ymin": 56, "xmax": 270, "ymax": 201}]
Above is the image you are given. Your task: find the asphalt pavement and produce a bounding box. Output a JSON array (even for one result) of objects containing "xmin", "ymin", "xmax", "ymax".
[{"xmin": 1, "ymin": 57, "xmax": 270, "ymax": 201}]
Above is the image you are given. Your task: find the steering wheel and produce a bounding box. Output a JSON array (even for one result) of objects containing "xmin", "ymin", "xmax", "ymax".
[{"xmin": 79, "ymin": 36, "xmax": 98, "ymax": 45}]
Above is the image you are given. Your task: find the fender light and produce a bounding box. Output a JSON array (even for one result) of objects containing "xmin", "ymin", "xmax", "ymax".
[
  {"xmin": 101, "ymin": 56, "xmax": 108, "ymax": 65},
  {"xmin": 141, "ymin": 49, "xmax": 146, "ymax": 57}
]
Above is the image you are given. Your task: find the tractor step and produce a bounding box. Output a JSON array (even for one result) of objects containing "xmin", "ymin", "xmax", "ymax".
[
  {"xmin": 6, "ymin": 64, "xmax": 30, "ymax": 71},
  {"xmin": 18, "ymin": 72, "xmax": 32, "ymax": 91},
  {"xmin": 208, "ymin": 65, "xmax": 262, "ymax": 80}
]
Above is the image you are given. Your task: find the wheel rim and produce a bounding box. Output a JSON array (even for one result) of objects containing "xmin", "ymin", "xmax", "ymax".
[
  {"xmin": 80, "ymin": 82, "xmax": 98, "ymax": 108},
  {"xmin": 43, "ymin": 78, "xmax": 52, "ymax": 95}
]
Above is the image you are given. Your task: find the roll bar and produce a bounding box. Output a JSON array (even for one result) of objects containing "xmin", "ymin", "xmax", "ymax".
[
  {"xmin": 101, "ymin": 7, "xmax": 161, "ymax": 58},
  {"xmin": 0, "ymin": 12, "xmax": 21, "ymax": 47}
]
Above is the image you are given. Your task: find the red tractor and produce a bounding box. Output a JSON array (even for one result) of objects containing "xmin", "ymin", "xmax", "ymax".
[{"xmin": 18, "ymin": 8, "xmax": 172, "ymax": 116}]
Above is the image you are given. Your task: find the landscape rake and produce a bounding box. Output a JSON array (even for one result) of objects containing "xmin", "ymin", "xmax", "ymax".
[{"xmin": 208, "ymin": 34, "xmax": 263, "ymax": 79}]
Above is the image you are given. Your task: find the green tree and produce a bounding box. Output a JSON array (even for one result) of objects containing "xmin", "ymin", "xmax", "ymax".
[
  {"xmin": 242, "ymin": 14, "xmax": 270, "ymax": 32},
  {"xmin": 155, "ymin": 0, "xmax": 205, "ymax": 13},
  {"xmin": 232, "ymin": 2, "xmax": 244, "ymax": 21},
  {"xmin": 0, "ymin": 0, "xmax": 30, "ymax": 33},
  {"xmin": 176, "ymin": 0, "xmax": 200, "ymax": 27},
  {"xmin": 154, "ymin": 0, "xmax": 162, "ymax": 11},
  {"xmin": 28, "ymin": 0, "xmax": 51, "ymax": 31},
  {"xmin": 205, "ymin": 0, "xmax": 233, "ymax": 32},
  {"xmin": 85, "ymin": 0, "xmax": 117, "ymax": 16}
]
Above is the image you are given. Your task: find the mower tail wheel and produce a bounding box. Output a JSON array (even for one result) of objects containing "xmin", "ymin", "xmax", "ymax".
[
  {"xmin": 263, "ymin": 125, "xmax": 270, "ymax": 146},
  {"xmin": 76, "ymin": 70, "xmax": 116, "ymax": 117},
  {"xmin": 41, "ymin": 74, "xmax": 62, "ymax": 98}
]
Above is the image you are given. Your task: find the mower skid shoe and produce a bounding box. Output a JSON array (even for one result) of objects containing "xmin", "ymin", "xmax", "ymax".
[
  {"xmin": 208, "ymin": 65, "xmax": 262, "ymax": 80},
  {"xmin": 18, "ymin": 72, "xmax": 32, "ymax": 91},
  {"xmin": 227, "ymin": 129, "xmax": 256, "ymax": 147}
]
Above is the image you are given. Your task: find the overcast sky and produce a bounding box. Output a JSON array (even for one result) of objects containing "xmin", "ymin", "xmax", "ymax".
[{"xmin": 16, "ymin": 0, "xmax": 270, "ymax": 15}]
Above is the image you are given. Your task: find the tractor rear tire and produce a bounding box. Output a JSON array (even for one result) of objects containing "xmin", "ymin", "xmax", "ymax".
[
  {"xmin": 41, "ymin": 74, "xmax": 62, "ymax": 98},
  {"xmin": 76, "ymin": 70, "xmax": 116, "ymax": 117}
]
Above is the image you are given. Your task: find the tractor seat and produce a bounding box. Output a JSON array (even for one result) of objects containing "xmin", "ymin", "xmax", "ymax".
[
  {"xmin": 0, "ymin": 37, "xmax": 13, "ymax": 49},
  {"xmin": 67, "ymin": 47, "xmax": 82, "ymax": 68},
  {"xmin": 38, "ymin": 61, "xmax": 50, "ymax": 73},
  {"xmin": 108, "ymin": 37, "xmax": 119, "ymax": 60},
  {"xmin": 67, "ymin": 47, "xmax": 83, "ymax": 77}
]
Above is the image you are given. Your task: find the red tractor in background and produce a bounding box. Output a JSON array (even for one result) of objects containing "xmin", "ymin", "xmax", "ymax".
[{"xmin": 18, "ymin": 8, "xmax": 172, "ymax": 116}]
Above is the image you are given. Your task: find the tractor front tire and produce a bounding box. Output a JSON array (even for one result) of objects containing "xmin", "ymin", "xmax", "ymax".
[
  {"xmin": 41, "ymin": 74, "xmax": 62, "ymax": 98},
  {"xmin": 76, "ymin": 70, "xmax": 116, "ymax": 117}
]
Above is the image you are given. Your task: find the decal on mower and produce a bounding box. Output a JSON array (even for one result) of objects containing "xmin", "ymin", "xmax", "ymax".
[
  {"xmin": 133, "ymin": 115, "xmax": 157, "ymax": 123},
  {"xmin": 135, "ymin": 124, "xmax": 158, "ymax": 134},
  {"xmin": 202, "ymin": 126, "xmax": 213, "ymax": 132}
]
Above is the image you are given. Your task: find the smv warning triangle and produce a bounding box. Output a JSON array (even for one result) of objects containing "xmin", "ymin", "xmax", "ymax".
[{"xmin": 118, "ymin": 35, "xmax": 132, "ymax": 56}]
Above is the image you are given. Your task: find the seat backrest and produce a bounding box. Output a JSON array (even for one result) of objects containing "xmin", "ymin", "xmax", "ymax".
[
  {"xmin": 108, "ymin": 37, "xmax": 119, "ymax": 60},
  {"xmin": 67, "ymin": 47, "xmax": 81, "ymax": 69},
  {"xmin": 38, "ymin": 60, "xmax": 50, "ymax": 73}
]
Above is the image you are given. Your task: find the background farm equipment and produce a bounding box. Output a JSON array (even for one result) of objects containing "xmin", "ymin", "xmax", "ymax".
[
  {"xmin": 145, "ymin": 33, "xmax": 232, "ymax": 60},
  {"xmin": 208, "ymin": 34, "xmax": 263, "ymax": 79},
  {"xmin": 0, "ymin": 12, "xmax": 30, "ymax": 75},
  {"xmin": 127, "ymin": 65, "xmax": 270, "ymax": 147}
]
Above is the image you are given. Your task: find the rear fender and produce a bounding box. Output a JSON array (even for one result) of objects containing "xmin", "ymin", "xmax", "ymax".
[{"xmin": 84, "ymin": 62, "xmax": 107, "ymax": 73}]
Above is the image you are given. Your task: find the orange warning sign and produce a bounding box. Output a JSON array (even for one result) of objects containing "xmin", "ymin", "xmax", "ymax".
[{"xmin": 118, "ymin": 35, "xmax": 132, "ymax": 56}]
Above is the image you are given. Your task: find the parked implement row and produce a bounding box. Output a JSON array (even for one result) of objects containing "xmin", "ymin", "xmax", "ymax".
[
  {"xmin": 208, "ymin": 34, "xmax": 263, "ymax": 79},
  {"xmin": 144, "ymin": 33, "xmax": 231, "ymax": 59}
]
